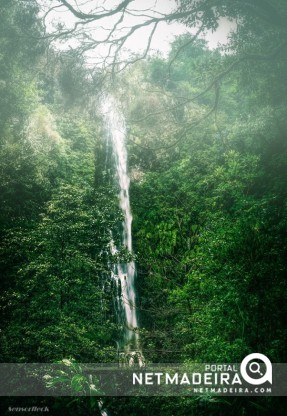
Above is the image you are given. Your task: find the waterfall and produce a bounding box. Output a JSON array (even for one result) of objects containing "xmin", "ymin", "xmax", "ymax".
[{"xmin": 101, "ymin": 95, "xmax": 140, "ymax": 353}]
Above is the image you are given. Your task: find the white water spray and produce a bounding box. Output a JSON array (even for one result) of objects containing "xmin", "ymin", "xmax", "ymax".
[{"xmin": 101, "ymin": 96, "xmax": 139, "ymax": 351}]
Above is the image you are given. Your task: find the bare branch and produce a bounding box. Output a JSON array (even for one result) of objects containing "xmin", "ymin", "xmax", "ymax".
[
  {"xmin": 58, "ymin": 0, "xmax": 133, "ymax": 20},
  {"xmin": 112, "ymin": 22, "xmax": 159, "ymax": 74}
]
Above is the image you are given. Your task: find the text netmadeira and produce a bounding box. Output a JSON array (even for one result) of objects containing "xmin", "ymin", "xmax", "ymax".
[{"xmin": 133, "ymin": 371, "xmax": 243, "ymax": 385}]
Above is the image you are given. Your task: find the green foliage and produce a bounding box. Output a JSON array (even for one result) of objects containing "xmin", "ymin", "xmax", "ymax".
[
  {"xmin": 0, "ymin": 0, "xmax": 43, "ymax": 131},
  {"xmin": 128, "ymin": 29, "xmax": 287, "ymax": 372},
  {"xmin": 0, "ymin": 1, "xmax": 121, "ymax": 365},
  {"xmin": 1, "ymin": 168, "xmax": 120, "ymax": 362},
  {"xmin": 44, "ymin": 359, "xmax": 102, "ymax": 396}
]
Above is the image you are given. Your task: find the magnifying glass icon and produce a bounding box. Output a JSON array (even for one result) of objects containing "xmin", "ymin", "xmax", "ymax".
[{"xmin": 249, "ymin": 362, "xmax": 263, "ymax": 376}]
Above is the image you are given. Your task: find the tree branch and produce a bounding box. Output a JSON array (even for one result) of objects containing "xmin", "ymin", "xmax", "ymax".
[{"xmin": 58, "ymin": 0, "xmax": 133, "ymax": 20}]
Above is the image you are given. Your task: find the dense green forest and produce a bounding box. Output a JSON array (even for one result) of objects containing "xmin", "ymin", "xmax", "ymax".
[{"xmin": 0, "ymin": 0, "xmax": 287, "ymax": 415}]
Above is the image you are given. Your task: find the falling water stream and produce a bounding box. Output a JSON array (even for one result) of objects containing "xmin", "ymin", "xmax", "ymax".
[
  {"xmin": 98, "ymin": 95, "xmax": 144, "ymax": 416},
  {"xmin": 101, "ymin": 95, "xmax": 142, "ymax": 359}
]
